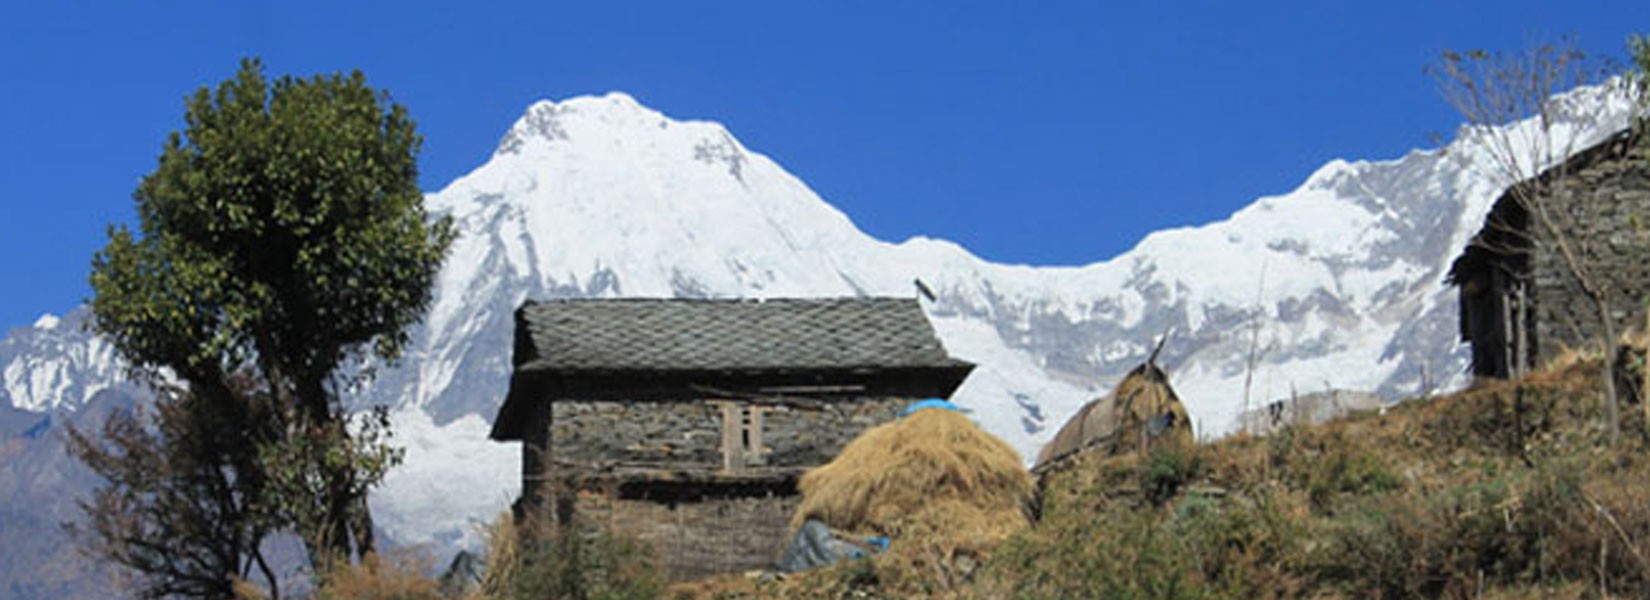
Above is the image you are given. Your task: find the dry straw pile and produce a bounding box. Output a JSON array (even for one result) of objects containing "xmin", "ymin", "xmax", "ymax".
[{"xmin": 792, "ymin": 407, "xmax": 1034, "ymax": 555}]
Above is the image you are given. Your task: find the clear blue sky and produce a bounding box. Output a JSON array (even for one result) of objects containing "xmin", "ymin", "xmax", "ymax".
[{"xmin": 1, "ymin": 2, "xmax": 1647, "ymax": 330}]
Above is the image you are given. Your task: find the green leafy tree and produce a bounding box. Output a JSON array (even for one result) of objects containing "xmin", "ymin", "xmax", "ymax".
[{"xmin": 80, "ymin": 58, "xmax": 455, "ymax": 587}]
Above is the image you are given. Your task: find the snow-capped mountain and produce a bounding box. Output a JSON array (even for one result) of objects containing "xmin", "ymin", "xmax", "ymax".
[
  {"xmin": 1, "ymin": 311, "xmax": 133, "ymax": 414},
  {"xmin": 0, "ymin": 86, "xmax": 1637, "ymax": 572}
]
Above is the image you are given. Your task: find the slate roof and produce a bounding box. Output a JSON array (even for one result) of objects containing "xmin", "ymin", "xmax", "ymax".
[
  {"xmin": 490, "ymin": 297, "xmax": 973, "ymax": 441},
  {"xmin": 513, "ymin": 297, "xmax": 969, "ymax": 373}
]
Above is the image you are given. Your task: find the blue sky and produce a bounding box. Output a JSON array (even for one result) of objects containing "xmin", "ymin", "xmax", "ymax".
[{"xmin": 1, "ymin": 2, "xmax": 1647, "ymax": 330}]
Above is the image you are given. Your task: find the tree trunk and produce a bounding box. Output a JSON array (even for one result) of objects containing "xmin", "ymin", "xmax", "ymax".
[
  {"xmin": 351, "ymin": 493, "xmax": 375, "ymax": 558},
  {"xmin": 1597, "ymin": 294, "xmax": 1621, "ymax": 445},
  {"xmin": 1503, "ymin": 284, "xmax": 1517, "ymax": 377},
  {"xmin": 253, "ymin": 544, "xmax": 280, "ymax": 600},
  {"xmin": 1515, "ymin": 284, "xmax": 1529, "ymax": 376},
  {"xmin": 295, "ymin": 372, "xmax": 375, "ymax": 567}
]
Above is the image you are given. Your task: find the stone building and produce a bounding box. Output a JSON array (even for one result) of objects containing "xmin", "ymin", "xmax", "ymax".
[
  {"xmin": 488, "ymin": 297, "xmax": 973, "ymax": 580},
  {"xmin": 1449, "ymin": 129, "xmax": 1650, "ymax": 378}
]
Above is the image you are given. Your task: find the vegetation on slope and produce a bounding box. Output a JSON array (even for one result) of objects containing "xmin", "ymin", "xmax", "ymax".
[
  {"xmin": 307, "ymin": 349, "xmax": 1650, "ymax": 599},
  {"xmin": 989, "ymin": 354, "xmax": 1650, "ymax": 599},
  {"xmin": 672, "ymin": 350, "xmax": 1650, "ymax": 599}
]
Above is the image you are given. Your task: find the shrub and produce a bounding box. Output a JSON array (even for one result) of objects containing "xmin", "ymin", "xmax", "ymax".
[
  {"xmin": 1301, "ymin": 445, "xmax": 1400, "ymax": 511},
  {"xmin": 981, "ymin": 462, "xmax": 1307, "ymax": 598},
  {"xmin": 476, "ymin": 507, "xmax": 662, "ymax": 600},
  {"xmin": 981, "ymin": 504, "xmax": 1211, "ymax": 600},
  {"xmin": 1310, "ymin": 457, "xmax": 1628, "ymax": 597},
  {"xmin": 1171, "ymin": 487, "xmax": 1307, "ymax": 597},
  {"xmin": 1140, "ymin": 444, "xmax": 1202, "ymax": 507}
]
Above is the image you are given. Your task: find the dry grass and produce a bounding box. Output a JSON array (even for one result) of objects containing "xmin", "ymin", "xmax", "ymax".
[
  {"xmin": 468, "ymin": 502, "xmax": 661, "ymax": 600},
  {"xmin": 794, "ymin": 408, "xmax": 1033, "ymax": 539},
  {"xmin": 316, "ymin": 551, "xmax": 442, "ymax": 600},
  {"xmin": 985, "ymin": 358, "xmax": 1650, "ymax": 598},
  {"xmin": 789, "ymin": 407, "xmax": 1034, "ymax": 594},
  {"xmin": 231, "ymin": 578, "xmax": 270, "ymax": 600},
  {"xmin": 473, "ymin": 511, "xmax": 519, "ymax": 599},
  {"xmin": 226, "ymin": 551, "xmax": 444, "ymax": 600}
]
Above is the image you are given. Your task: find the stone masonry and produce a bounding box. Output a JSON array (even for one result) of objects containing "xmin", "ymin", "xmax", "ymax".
[
  {"xmin": 574, "ymin": 490, "xmax": 801, "ymax": 581},
  {"xmin": 1527, "ymin": 141, "xmax": 1650, "ymax": 364},
  {"xmin": 550, "ymin": 397, "xmax": 904, "ymax": 470}
]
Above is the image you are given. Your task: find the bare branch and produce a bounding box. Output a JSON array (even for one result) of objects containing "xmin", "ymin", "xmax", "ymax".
[{"xmin": 1433, "ymin": 36, "xmax": 1628, "ymax": 442}]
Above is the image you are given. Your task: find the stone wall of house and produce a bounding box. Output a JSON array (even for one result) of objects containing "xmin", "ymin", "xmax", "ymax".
[
  {"xmin": 549, "ymin": 397, "xmax": 905, "ymax": 469},
  {"xmin": 763, "ymin": 399, "xmax": 903, "ymax": 466},
  {"xmin": 1529, "ymin": 144, "xmax": 1650, "ymax": 364},
  {"xmin": 573, "ymin": 490, "xmax": 799, "ymax": 580}
]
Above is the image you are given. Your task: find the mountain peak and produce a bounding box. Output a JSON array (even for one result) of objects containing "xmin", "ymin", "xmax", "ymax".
[
  {"xmin": 494, "ymin": 92, "xmax": 687, "ymax": 156},
  {"xmin": 433, "ymin": 89, "xmax": 871, "ymax": 314},
  {"xmin": 523, "ymin": 91, "xmax": 651, "ymax": 121}
]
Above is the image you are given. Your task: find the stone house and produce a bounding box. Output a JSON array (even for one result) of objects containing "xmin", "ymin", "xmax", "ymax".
[
  {"xmin": 488, "ymin": 297, "xmax": 973, "ymax": 580},
  {"xmin": 1449, "ymin": 129, "xmax": 1650, "ymax": 378}
]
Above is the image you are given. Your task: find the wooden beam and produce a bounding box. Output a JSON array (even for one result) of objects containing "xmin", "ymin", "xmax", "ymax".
[{"xmin": 714, "ymin": 400, "xmax": 745, "ymax": 473}]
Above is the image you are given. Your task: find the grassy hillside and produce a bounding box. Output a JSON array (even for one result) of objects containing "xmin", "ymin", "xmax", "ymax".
[
  {"xmin": 671, "ymin": 355, "xmax": 1650, "ymax": 599},
  {"xmin": 982, "ymin": 359, "xmax": 1649, "ymax": 599}
]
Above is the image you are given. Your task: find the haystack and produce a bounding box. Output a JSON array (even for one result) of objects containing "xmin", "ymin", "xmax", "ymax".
[
  {"xmin": 1033, "ymin": 342, "xmax": 1192, "ymax": 470},
  {"xmin": 791, "ymin": 407, "xmax": 1034, "ymax": 549}
]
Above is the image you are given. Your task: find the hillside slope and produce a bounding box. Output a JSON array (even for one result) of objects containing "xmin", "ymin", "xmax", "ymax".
[{"xmin": 708, "ymin": 353, "xmax": 1650, "ymax": 598}]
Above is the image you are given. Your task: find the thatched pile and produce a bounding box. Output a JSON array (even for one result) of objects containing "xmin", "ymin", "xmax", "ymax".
[
  {"xmin": 1034, "ymin": 350, "xmax": 1192, "ymax": 470},
  {"xmin": 791, "ymin": 407, "xmax": 1034, "ymax": 550}
]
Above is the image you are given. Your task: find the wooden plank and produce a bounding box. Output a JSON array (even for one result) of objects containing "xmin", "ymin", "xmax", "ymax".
[
  {"xmin": 717, "ymin": 401, "xmax": 745, "ymax": 473},
  {"xmin": 689, "ymin": 385, "xmax": 833, "ymax": 411},
  {"xmin": 748, "ymin": 406, "xmax": 768, "ymax": 466}
]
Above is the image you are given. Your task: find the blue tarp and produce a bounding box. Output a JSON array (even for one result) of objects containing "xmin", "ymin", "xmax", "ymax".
[
  {"xmin": 900, "ymin": 398, "xmax": 964, "ymax": 417},
  {"xmin": 779, "ymin": 520, "xmax": 878, "ymax": 572}
]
